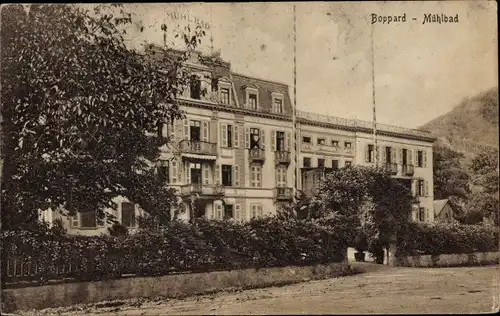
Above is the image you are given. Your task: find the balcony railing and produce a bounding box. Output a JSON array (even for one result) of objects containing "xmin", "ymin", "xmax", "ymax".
[
  {"xmin": 249, "ymin": 148, "xmax": 265, "ymax": 162},
  {"xmin": 180, "ymin": 184, "xmax": 225, "ymax": 196},
  {"xmin": 402, "ymin": 164, "xmax": 415, "ymax": 176},
  {"xmin": 384, "ymin": 162, "xmax": 398, "ymax": 175},
  {"xmin": 275, "ymin": 150, "xmax": 291, "ymax": 164},
  {"xmin": 179, "ymin": 140, "xmax": 217, "ymax": 156},
  {"xmin": 275, "ymin": 187, "xmax": 293, "ymax": 200}
]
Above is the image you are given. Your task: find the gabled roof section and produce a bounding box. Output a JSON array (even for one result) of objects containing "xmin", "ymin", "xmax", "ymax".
[{"xmin": 433, "ymin": 199, "xmax": 454, "ymax": 217}]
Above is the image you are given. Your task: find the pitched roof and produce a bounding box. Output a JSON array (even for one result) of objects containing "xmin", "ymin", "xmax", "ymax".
[
  {"xmin": 231, "ymin": 73, "xmax": 291, "ymax": 114},
  {"xmin": 433, "ymin": 199, "xmax": 452, "ymax": 217}
]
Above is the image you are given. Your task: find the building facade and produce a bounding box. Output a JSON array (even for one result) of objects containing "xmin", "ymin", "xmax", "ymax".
[{"xmin": 41, "ymin": 48, "xmax": 436, "ymax": 234}]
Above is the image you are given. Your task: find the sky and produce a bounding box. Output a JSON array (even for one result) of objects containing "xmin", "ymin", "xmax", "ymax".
[{"xmin": 118, "ymin": 1, "xmax": 497, "ymax": 128}]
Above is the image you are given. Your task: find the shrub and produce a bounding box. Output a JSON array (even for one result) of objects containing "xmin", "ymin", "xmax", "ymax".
[
  {"xmin": 397, "ymin": 222, "xmax": 499, "ymax": 256},
  {"xmin": 1, "ymin": 217, "xmax": 346, "ymax": 285}
]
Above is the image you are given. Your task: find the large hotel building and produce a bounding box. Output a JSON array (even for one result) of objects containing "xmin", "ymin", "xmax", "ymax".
[{"xmin": 41, "ymin": 48, "xmax": 436, "ymax": 235}]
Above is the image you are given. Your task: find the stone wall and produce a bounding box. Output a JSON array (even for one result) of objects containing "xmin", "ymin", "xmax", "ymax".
[
  {"xmin": 394, "ymin": 252, "xmax": 499, "ymax": 268},
  {"xmin": 2, "ymin": 261, "xmax": 349, "ymax": 312}
]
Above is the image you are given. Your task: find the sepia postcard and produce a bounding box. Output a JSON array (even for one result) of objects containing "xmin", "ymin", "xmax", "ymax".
[{"xmin": 0, "ymin": 1, "xmax": 498, "ymax": 315}]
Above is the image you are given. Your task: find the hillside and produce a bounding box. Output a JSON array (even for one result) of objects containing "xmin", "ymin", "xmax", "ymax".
[{"xmin": 420, "ymin": 87, "xmax": 499, "ymax": 166}]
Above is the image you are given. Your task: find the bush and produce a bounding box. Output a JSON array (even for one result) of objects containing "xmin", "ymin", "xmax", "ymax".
[
  {"xmin": 397, "ymin": 222, "xmax": 499, "ymax": 256},
  {"xmin": 1, "ymin": 217, "xmax": 346, "ymax": 285}
]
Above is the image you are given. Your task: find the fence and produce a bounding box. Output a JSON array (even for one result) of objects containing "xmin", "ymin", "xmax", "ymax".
[{"xmin": 1, "ymin": 219, "xmax": 347, "ymax": 288}]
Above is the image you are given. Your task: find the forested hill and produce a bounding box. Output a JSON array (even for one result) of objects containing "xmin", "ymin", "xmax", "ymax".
[{"xmin": 420, "ymin": 87, "xmax": 498, "ymax": 166}]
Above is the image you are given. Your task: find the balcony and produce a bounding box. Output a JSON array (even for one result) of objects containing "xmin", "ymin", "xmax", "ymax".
[
  {"xmin": 274, "ymin": 187, "xmax": 293, "ymax": 200},
  {"xmin": 384, "ymin": 162, "xmax": 398, "ymax": 175},
  {"xmin": 275, "ymin": 150, "xmax": 291, "ymax": 165},
  {"xmin": 402, "ymin": 164, "xmax": 415, "ymax": 176},
  {"xmin": 249, "ymin": 148, "xmax": 265, "ymax": 162},
  {"xmin": 179, "ymin": 140, "xmax": 217, "ymax": 156},
  {"xmin": 180, "ymin": 183, "xmax": 225, "ymax": 197}
]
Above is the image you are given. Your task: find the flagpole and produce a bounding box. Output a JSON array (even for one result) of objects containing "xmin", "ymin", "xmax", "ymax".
[
  {"xmin": 292, "ymin": 4, "xmax": 298, "ymax": 204},
  {"xmin": 371, "ymin": 21, "xmax": 378, "ymax": 168}
]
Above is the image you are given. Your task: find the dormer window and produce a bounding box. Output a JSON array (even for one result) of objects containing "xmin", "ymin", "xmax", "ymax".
[
  {"xmin": 248, "ymin": 93, "xmax": 257, "ymax": 110},
  {"xmin": 274, "ymin": 98, "xmax": 283, "ymax": 113},
  {"xmin": 220, "ymin": 87, "xmax": 230, "ymax": 105},
  {"xmin": 244, "ymin": 87, "xmax": 259, "ymax": 110},
  {"xmin": 271, "ymin": 92, "xmax": 285, "ymax": 114}
]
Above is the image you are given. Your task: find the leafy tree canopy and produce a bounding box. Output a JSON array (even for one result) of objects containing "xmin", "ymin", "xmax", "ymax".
[
  {"xmin": 280, "ymin": 166, "xmax": 412, "ymax": 249},
  {"xmin": 432, "ymin": 142, "xmax": 471, "ymax": 201},
  {"xmin": 1, "ymin": 4, "xmax": 205, "ymax": 230}
]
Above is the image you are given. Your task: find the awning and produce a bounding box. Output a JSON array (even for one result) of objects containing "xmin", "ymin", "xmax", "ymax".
[{"xmin": 181, "ymin": 153, "xmax": 217, "ymax": 161}]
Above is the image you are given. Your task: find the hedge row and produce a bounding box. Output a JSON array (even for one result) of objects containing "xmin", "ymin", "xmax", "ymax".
[
  {"xmin": 398, "ymin": 222, "xmax": 499, "ymax": 256},
  {"xmin": 1, "ymin": 217, "xmax": 346, "ymax": 285}
]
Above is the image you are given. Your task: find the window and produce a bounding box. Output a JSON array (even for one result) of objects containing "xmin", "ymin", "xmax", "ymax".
[
  {"xmin": 224, "ymin": 204, "xmax": 234, "ymax": 220},
  {"xmin": 418, "ymin": 207, "xmax": 425, "ymax": 222},
  {"xmin": 303, "ymin": 157, "xmax": 311, "ymax": 168},
  {"xmin": 332, "ymin": 159, "xmax": 339, "ymax": 170},
  {"xmin": 251, "ymin": 204, "xmax": 263, "ymax": 219},
  {"xmin": 385, "ymin": 146, "xmax": 392, "ymax": 163},
  {"xmin": 215, "ymin": 203, "xmax": 223, "ymax": 219},
  {"xmin": 190, "ymin": 120, "xmax": 201, "ymax": 141},
  {"xmin": 220, "ymin": 88, "xmax": 230, "ymax": 104},
  {"xmin": 248, "ymin": 93, "xmax": 257, "ymax": 110},
  {"xmin": 302, "ymin": 136, "xmax": 311, "ymax": 144},
  {"xmin": 190, "ymin": 75, "xmax": 201, "ymax": 99},
  {"xmin": 402, "ymin": 148, "xmax": 408, "ymax": 165},
  {"xmin": 345, "ymin": 142, "xmax": 352, "ymax": 149},
  {"xmin": 222, "ymin": 165, "xmax": 232, "ymax": 186},
  {"xmin": 317, "ymin": 138, "xmax": 326, "ymax": 145},
  {"xmin": 367, "ymin": 144, "xmax": 374, "ymax": 163},
  {"xmin": 344, "ymin": 161, "xmax": 352, "ymax": 168},
  {"xmin": 317, "ymin": 158, "xmax": 325, "ymax": 168},
  {"xmin": 276, "ymin": 167, "xmax": 287, "ymax": 187},
  {"xmin": 417, "ymin": 150, "xmax": 424, "ymax": 167},
  {"xmin": 274, "ymin": 98, "xmax": 283, "ymax": 113},
  {"xmin": 80, "ymin": 210, "xmax": 97, "ymax": 228},
  {"xmin": 250, "ymin": 128, "xmax": 260, "ymax": 149},
  {"xmin": 190, "ymin": 163, "xmax": 202, "ymax": 184},
  {"xmin": 332, "ymin": 140, "xmax": 339, "ymax": 147},
  {"xmin": 276, "ymin": 131, "xmax": 285, "ymax": 151},
  {"xmin": 158, "ymin": 164, "xmax": 169, "ymax": 183},
  {"xmin": 121, "ymin": 202, "xmax": 136, "ymax": 228},
  {"xmin": 417, "ymin": 180, "xmax": 424, "ymax": 196},
  {"xmin": 222, "ymin": 123, "xmax": 238, "ymax": 148},
  {"xmin": 250, "ymin": 165, "xmax": 262, "ymax": 187}
]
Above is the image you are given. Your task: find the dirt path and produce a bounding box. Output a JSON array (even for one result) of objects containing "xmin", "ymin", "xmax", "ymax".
[{"xmin": 21, "ymin": 263, "xmax": 499, "ymax": 315}]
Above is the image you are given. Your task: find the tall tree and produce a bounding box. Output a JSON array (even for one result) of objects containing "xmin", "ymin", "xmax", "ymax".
[
  {"xmin": 297, "ymin": 166, "xmax": 412, "ymax": 251},
  {"xmin": 470, "ymin": 147, "xmax": 499, "ymax": 194},
  {"xmin": 462, "ymin": 148, "xmax": 499, "ymax": 225},
  {"xmin": 432, "ymin": 142, "xmax": 471, "ymax": 201},
  {"xmin": 1, "ymin": 4, "xmax": 205, "ymax": 230}
]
